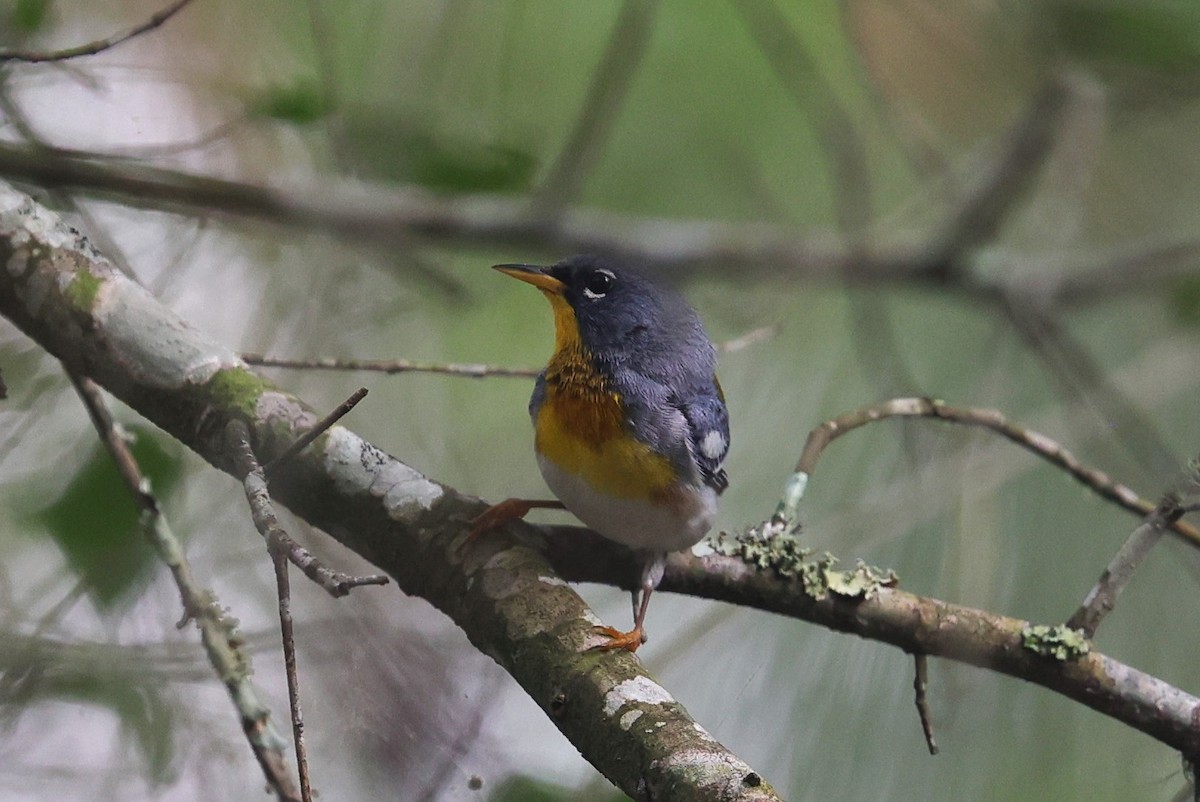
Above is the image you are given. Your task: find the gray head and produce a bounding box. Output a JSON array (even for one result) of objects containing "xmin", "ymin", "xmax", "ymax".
[{"xmin": 494, "ymin": 254, "xmax": 715, "ymax": 384}]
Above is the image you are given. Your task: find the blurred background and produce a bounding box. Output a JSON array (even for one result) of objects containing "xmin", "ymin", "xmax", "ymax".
[{"xmin": 2, "ymin": 1, "xmax": 1200, "ymax": 800}]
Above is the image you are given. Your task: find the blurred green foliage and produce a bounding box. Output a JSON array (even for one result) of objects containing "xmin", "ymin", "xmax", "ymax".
[
  {"xmin": 339, "ymin": 114, "xmax": 537, "ymax": 193},
  {"xmin": 12, "ymin": 0, "xmax": 49, "ymax": 33},
  {"xmin": 1169, "ymin": 277, "xmax": 1200, "ymax": 325},
  {"xmin": 1052, "ymin": 1, "xmax": 1200, "ymax": 72},
  {"xmin": 25, "ymin": 674, "xmax": 176, "ymax": 784},
  {"xmin": 29, "ymin": 427, "xmax": 183, "ymax": 609},
  {"xmin": 252, "ymin": 78, "xmax": 332, "ymax": 124}
]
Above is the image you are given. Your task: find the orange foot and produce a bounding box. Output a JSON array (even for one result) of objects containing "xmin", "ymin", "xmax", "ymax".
[
  {"xmin": 591, "ymin": 625, "xmax": 646, "ymax": 653},
  {"xmin": 467, "ymin": 498, "xmax": 564, "ymax": 540}
]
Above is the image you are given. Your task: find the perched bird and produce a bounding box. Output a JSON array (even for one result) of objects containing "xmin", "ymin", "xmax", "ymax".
[{"xmin": 472, "ymin": 254, "xmax": 729, "ymax": 652}]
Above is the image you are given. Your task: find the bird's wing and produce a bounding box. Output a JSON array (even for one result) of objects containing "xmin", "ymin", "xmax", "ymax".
[{"xmin": 677, "ymin": 377, "xmax": 729, "ymax": 493}]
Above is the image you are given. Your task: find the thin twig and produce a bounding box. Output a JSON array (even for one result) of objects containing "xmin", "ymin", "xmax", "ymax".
[
  {"xmin": 243, "ymin": 327, "xmax": 775, "ymax": 382},
  {"xmin": 243, "ymin": 353, "xmax": 540, "ymax": 379},
  {"xmin": 268, "ymin": 533, "xmax": 312, "ymax": 802},
  {"xmin": 264, "ymin": 387, "xmax": 368, "ymax": 471},
  {"xmin": 913, "ymin": 653, "xmax": 938, "ymax": 756},
  {"xmin": 227, "ymin": 421, "xmax": 315, "ymax": 801},
  {"xmin": 68, "ymin": 373, "xmax": 300, "ymax": 802},
  {"xmin": 782, "ymin": 397, "xmax": 1200, "ymax": 548},
  {"xmin": 0, "ymin": 0, "xmax": 197, "ymax": 63},
  {"xmin": 1067, "ymin": 495, "xmax": 1185, "ymax": 637},
  {"xmin": 227, "ymin": 420, "xmax": 390, "ymax": 598}
]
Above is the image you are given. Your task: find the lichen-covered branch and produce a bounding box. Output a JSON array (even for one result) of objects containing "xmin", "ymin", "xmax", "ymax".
[
  {"xmin": 540, "ymin": 525, "xmax": 1200, "ymax": 756},
  {"xmin": 0, "ymin": 181, "xmax": 779, "ymax": 801}
]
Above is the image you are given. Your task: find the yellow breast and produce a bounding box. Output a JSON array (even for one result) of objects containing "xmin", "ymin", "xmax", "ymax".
[{"xmin": 535, "ymin": 345, "xmax": 677, "ymax": 502}]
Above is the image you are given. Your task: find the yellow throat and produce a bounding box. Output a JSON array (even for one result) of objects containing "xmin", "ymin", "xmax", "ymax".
[{"xmin": 533, "ymin": 288, "xmax": 677, "ymax": 501}]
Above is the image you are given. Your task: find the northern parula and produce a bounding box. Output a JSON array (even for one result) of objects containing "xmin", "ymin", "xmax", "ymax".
[{"xmin": 472, "ymin": 254, "xmax": 729, "ymax": 652}]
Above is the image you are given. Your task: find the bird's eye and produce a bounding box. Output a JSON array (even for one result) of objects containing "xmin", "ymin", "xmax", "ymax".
[{"xmin": 582, "ymin": 269, "xmax": 615, "ymax": 299}]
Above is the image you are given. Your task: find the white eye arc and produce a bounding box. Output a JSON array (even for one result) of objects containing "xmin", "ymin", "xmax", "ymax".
[{"xmin": 582, "ymin": 269, "xmax": 616, "ymax": 299}]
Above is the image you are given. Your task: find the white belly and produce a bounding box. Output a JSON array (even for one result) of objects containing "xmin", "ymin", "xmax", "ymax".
[{"xmin": 538, "ymin": 453, "xmax": 718, "ymax": 553}]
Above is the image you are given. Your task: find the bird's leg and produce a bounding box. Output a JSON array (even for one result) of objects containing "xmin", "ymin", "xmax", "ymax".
[
  {"xmin": 592, "ymin": 552, "xmax": 664, "ymax": 653},
  {"xmin": 467, "ymin": 498, "xmax": 565, "ymax": 540}
]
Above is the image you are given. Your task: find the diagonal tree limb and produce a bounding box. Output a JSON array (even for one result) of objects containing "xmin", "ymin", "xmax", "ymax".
[{"xmin": 0, "ymin": 181, "xmax": 780, "ymax": 801}]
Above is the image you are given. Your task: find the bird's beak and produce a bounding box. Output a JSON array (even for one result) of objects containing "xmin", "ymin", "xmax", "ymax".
[{"xmin": 493, "ymin": 264, "xmax": 565, "ymax": 294}]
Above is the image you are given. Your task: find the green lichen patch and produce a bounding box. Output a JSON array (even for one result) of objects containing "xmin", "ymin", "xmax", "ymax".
[
  {"xmin": 826, "ymin": 559, "xmax": 898, "ymax": 600},
  {"xmin": 801, "ymin": 556, "xmax": 898, "ymax": 601},
  {"xmin": 707, "ymin": 526, "xmax": 809, "ymax": 577},
  {"xmin": 708, "ymin": 525, "xmax": 899, "ymax": 600},
  {"xmin": 64, "ymin": 269, "xmax": 102, "ymax": 311},
  {"xmin": 205, "ymin": 368, "xmax": 271, "ymax": 416},
  {"xmin": 800, "ymin": 554, "xmax": 837, "ymax": 599},
  {"xmin": 1021, "ymin": 624, "xmax": 1091, "ymax": 661}
]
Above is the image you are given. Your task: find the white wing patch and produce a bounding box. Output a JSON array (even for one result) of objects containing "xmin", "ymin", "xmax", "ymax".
[{"xmin": 700, "ymin": 429, "xmax": 726, "ymax": 461}]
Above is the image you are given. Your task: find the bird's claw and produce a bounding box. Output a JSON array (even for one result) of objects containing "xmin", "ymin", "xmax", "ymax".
[{"xmin": 590, "ymin": 624, "xmax": 646, "ymax": 653}]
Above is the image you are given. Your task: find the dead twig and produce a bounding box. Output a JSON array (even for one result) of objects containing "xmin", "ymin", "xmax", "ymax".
[
  {"xmin": 913, "ymin": 653, "xmax": 938, "ymax": 756},
  {"xmin": 264, "ymin": 387, "xmax": 368, "ymax": 471},
  {"xmin": 777, "ymin": 397, "xmax": 1200, "ymax": 548},
  {"xmin": 1067, "ymin": 495, "xmax": 1184, "ymax": 637},
  {"xmin": 0, "ymin": 0, "xmax": 197, "ymax": 64},
  {"xmin": 243, "ymin": 326, "xmax": 775, "ymax": 382},
  {"xmin": 226, "ymin": 420, "xmax": 389, "ymax": 598}
]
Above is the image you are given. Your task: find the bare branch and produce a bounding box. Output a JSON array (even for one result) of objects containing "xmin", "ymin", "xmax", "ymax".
[
  {"xmin": 1067, "ymin": 496, "xmax": 1184, "ymax": 637},
  {"xmin": 0, "ymin": 0, "xmax": 197, "ymax": 64},
  {"xmin": 1000, "ymin": 294, "xmax": 1179, "ymax": 482},
  {"xmin": 732, "ymin": 0, "xmax": 872, "ymax": 235},
  {"xmin": 243, "ymin": 353, "xmax": 540, "ymax": 379},
  {"xmin": 228, "ymin": 422, "xmax": 389, "ymax": 598},
  {"xmin": 242, "ymin": 327, "xmax": 774, "ymax": 381},
  {"xmin": 913, "ymin": 653, "xmax": 938, "ymax": 756},
  {"xmin": 920, "ymin": 74, "xmax": 1074, "ymax": 274},
  {"xmin": 0, "ymin": 142, "xmax": 1196, "ymax": 310},
  {"xmin": 542, "ymin": 525, "xmax": 1200, "ymax": 756},
  {"xmin": 265, "ymin": 387, "xmax": 369, "ymax": 471},
  {"xmin": 782, "ymin": 397, "xmax": 1200, "ymax": 548},
  {"xmin": 271, "ymin": 517, "xmax": 313, "ymax": 802}
]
